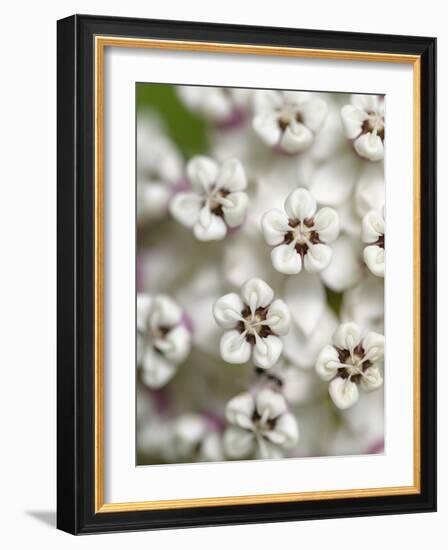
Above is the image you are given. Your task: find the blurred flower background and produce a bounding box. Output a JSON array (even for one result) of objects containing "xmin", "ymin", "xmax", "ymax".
[{"xmin": 136, "ymin": 84, "xmax": 385, "ymax": 465}]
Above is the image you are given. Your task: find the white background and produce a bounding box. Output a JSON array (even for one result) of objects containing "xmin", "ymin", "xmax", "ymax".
[{"xmin": 0, "ymin": 1, "xmax": 443, "ymax": 548}]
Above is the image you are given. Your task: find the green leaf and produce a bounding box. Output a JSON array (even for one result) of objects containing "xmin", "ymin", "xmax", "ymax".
[{"xmin": 136, "ymin": 83, "xmax": 209, "ymax": 157}]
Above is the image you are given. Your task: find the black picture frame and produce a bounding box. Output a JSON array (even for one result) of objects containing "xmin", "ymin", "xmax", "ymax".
[{"xmin": 57, "ymin": 14, "xmax": 436, "ymax": 534}]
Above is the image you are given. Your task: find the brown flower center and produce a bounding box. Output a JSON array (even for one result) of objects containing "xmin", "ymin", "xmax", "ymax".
[
  {"xmin": 335, "ymin": 344, "xmax": 372, "ymax": 384},
  {"xmin": 235, "ymin": 305, "xmax": 273, "ymax": 344}
]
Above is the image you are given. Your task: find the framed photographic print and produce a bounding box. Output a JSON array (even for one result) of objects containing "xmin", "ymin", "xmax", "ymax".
[{"xmin": 57, "ymin": 14, "xmax": 436, "ymax": 534}]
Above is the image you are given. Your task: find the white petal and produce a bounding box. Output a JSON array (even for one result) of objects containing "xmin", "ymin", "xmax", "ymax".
[
  {"xmin": 200, "ymin": 89, "xmax": 233, "ymax": 120},
  {"xmin": 266, "ymin": 299, "xmax": 291, "ymax": 336},
  {"xmin": 265, "ymin": 413, "xmax": 300, "ymax": 448},
  {"xmin": 253, "ymin": 90, "xmax": 283, "ymax": 112},
  {"xmin": 222, "ymin": 191, "xmax": 249, "ymax": 227},
  {"xmin": 310, "ymin": 151, "xmax": 360, "ymax": 207},
  {"xmin": 284, "ymin": 187, "xmax": 316, "ymax": 220},
  {"xmin": 364, "ymin": 245, "xmax": 385, "ymax": 277},
  {"xmin": 303, "ymin": 243, "xmax": 333, "ymax": 273},
  {"xmin": 193, "ymin": 211, "xmax": 227, "ymax": 241},
  {"xmin": 362, "ymin": 332, "xmax": 385, "ymax": 363},
  {"xmin": 223, "ymin": 233, "xmax": 274, "ymax": 288},
  {"xmin": 213, "ymin": 293, "xmax": 244, "ymax": 329},
  {"xmin": 186, "ymin": 156, "xmax": 218, "ymax": 192},
  {"xmin": 283, "ymin": 307, "xmax": 338, "ymax": 369},
  {"xmin": 362, "ymin": 210, "xmax": 384, "ymax": 243},
  {"xmin": 338, "ymin": 198, "xmax": 362, "ymax": 237},
  {"xmin": 261, "ymin": 209, "xmax": 290, "ymax": 246},
  {"xmin": 352, "ymin": 94, "xmax": 381, "ymax": 113},
  {"xmin": 341, "ymin": 104, "xmax": 368, "ymax": 138},
  {"xmin": 280, "ymin": 122, "xmax": 313, "ymax": 153},
  {"xmin": 198, "ymin": 204, "xmax": 212, "ymax": 228},
  {"xmin": 160, "ymin": 325, "xmax": 191, "ymax": 364},
  {"xmin": 354, "ymin": 133, "xmax": 384, "ymax": 161},
  {"xmin": 361, "ymin": 366, "xmax": 384, "ymax": 391},
  {"xmin": 223, "ymin": 427, "xmax": 254, "ymax": 459},
  {"xmin": 271, "ymin": 244, "xmax": 302, "ymax": 274},
  {"xmin": 282, "ymin": 90, "xmax": 310, "ymax": 105},
  {"xmin": 200, "ymin": 432, "xmax": 224, "ymax": 462},
  {"xmin": 226, "ymin": 392, "xmax": 255, "ymax": 429},
  {"xmin": 315, "ymin": 344, "xmax": 341, "ymax": 381},
  {"xmin": 169, "ymin": 192, "xmax": 202, "ymax": 228},
  {"xmin": 312, "ymin": 207, "xmax": 340, "ymax": 243},
  {"xmin": 255, "ymin": 388, "xmax": 287, "ymax": 419},
  {"xmin": 253, "ymin": 335, "xmax": 283, "ymax": 369},
  {"xmin": 301, "ymin": 97, "xmax": 328, "ymax": 132},
  {"xmin": 151, "ymin": 295, "xmax": 182, "ymax": 327},
  {"xmin": 284, "ymin": 272, "xmax": 325, "ymax": 336},
  {"xmin": 321, "ymin": 235, "xmax": 363, "ymax": 292},
  {"xmin": 241, "ymin": 278, "xmax": 274, "ymax": 312},
  {"xmin": 137, "ymin": 182, "xmax": 171, "ymax": 222},
  {"xmin": 220, "ymin": 330, "xmax": 252, "ymax": 364},
  {"xmin": 217, "ymin": 158, "xmax": 247, "ymax": 192},
  {"xmin": 141, "ymin": 348, "xmax": 177, "ymax": 389},
  {"xmin": 355, "ymin": 162, "xmax": 385, "ymax": 218},
  {"xmin": 255, "ymin": 439, "xmax": 284, "ymax": 459},
  {"xmin": 137, "ymin": 293, "xmax": 153, "ymax": 332},
  {"xmin": 137, "ymin": 333, "xmax": 144, "ymax": 364},
  {"xmin": 173, "ymin": 414, "xmax": 207, "ymax": 457},
  {"xmin": 329, "ymin": 377, "xmax": 359, "ymax": 409},
  {"xmin": 332, "ymin": 322, "xmax": 362, "ymax": 351},
  {"xmin": 310, "ymin": 101, "xmax": 347, "ymax": 162},
  {"xmin": 341, "ymin": 275, "xmax": 384, "ymax": 333},
  {"xmin": 253, "ymin": 111, "xmax": 282, "ymax": 147}
]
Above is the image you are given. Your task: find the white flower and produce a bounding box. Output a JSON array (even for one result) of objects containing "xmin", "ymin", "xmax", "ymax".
[
  {"xmin": 223, "ymin": 389, "xmax": 299, "ymax": 459},
  {"xmin": 137, "ymin": 114, "xmax": 184, "ymax": 223},
  {"xmin": 253, "ymin": 91, "xmax": 327, "ymax": 154},
  {"xmin": 320, "ymin": 234, "xmax": 364, "ymax": 292},
  {"xmin": 177, "ymin": 86, "xmax": 252, "ymax": 126},
  {"xmin": 362, "ymin": 208, "xmax": 385, "ymax": 277},
  {"xmin": 261, "ymin": 188, "xmax": 339, "ymax": 274},
  {"xmin": 137, "ymin": 293, "xmax": 191, "ymax": 388},
  {"xmin": 315, "ymin": 322, "xmax": 384, "ymax": 410},
  {"xmin": 310, "ymin": 152, "xmax": 384, "ymax": 219},
  {"xmin": 341, "ymin": 95, "xmax": 385, "ymax": 161},
  {"xmin": 254, "ymin": 361, "xmax": 315, "ymax": 405},
  {"xmin": 213, "ymin": 278, "xmax": 291, "ymax": 369},
  {"xmin": 283, "ymin": 306, "xmax": 339, "ymax": 370},
  {"xmin": 170, "ymin": 156, "xmax": 249, "ymax": 241},
  {"xmin": 169, "ymin": 414, "xmax": 224, "ymax": 462},
  {"xmin": 341, "ymin": 275, "xmax": 384, "ymax": 334},
  {"xmin": 354, "ymin": 162, "xmax": 385, "ymax": 218},
  {"xmin": 326, "ymin": 390, "xmax": 384, "ymax": 456}
]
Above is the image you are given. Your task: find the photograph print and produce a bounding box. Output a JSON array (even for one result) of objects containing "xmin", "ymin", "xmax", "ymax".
[{"xmin": 136, "ymin": 83, "xmax": 385, "ymax": 466}]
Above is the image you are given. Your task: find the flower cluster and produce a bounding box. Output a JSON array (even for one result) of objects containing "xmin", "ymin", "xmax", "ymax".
[{"xmin": 136, "ymin": 86, "xmax": 386, "ymax": 466}]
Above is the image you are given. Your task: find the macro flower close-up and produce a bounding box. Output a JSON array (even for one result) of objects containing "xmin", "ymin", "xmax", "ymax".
[{"xmin": 136, "ymin": 83, "xmax": 385, "ymax": 466}]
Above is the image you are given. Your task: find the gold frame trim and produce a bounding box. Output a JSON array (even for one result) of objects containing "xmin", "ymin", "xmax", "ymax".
[{"xmin": 94, "ymin": 36, "xmax": 421, "ymax": 513}]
